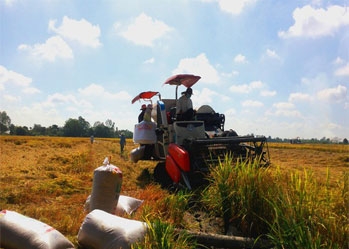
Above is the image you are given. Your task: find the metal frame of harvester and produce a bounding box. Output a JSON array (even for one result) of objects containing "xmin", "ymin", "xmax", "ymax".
[{"xmin": 131, "ymin": 74, "xmax": 270, "ymax": 190}]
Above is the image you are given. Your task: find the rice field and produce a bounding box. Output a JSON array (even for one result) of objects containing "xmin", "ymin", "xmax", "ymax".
[{"xmin": 0, "ymin": 136, "xmax": 348, "ymax": 248}]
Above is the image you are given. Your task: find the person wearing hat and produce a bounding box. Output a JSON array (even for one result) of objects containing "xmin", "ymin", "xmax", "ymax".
[
  {"xmin": 119, "ymin": 132, "xmax": 126, "ymax": 154},
  {"xmin": 143, "ymin": 104, "xmax": 153, "ymax": 122},
  {"xmin": 138, "ymin": 104, "xmax": 146, "ymax": 123},
  {"xmin": 176, "ymin": 87, "xmax": 194, "ymax": 121}
]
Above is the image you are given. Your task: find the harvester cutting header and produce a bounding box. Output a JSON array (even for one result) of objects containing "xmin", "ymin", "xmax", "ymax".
[{"xmin": 131, "ymin": 74, "xmax": 270, "ymax": 190}]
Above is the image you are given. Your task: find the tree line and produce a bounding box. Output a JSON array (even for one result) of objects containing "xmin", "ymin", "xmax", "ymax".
[
  {"xmin": 267, "ymin": 136, "xmax": 348, "ymax": 144},
  {"xmin": 0, "ymin": 111, "xmax": 133, "ymax": 138},
  {"xmin": 1, "ymin": 110, "xmax": 347, "ymax": 143}
]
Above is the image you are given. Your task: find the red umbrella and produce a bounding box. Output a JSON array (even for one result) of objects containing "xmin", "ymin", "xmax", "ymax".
[
  {"xmin": 163, "ymin": 74, "xmax": 201, "ymax": 99},
  {"xmin": 163, "ymin": 74, "xmax": 201, "ymax": 88},
  {"xmin": 131, "ymin": 91, "xmax": 160, "ymax": 104}
]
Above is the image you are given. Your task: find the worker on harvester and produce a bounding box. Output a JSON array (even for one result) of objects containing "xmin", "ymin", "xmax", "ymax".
[
  {"xmin": 138, "ymin": 104, "xmax": 146, "ymax": 123},
  {"xmin": 176, "ymin": 87, "xmax": 194, "ymax": 121}
]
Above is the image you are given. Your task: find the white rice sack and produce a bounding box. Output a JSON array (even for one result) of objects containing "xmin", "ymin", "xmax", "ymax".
[
  {"xmin": 90, "ymin": 164, "xmax": 123, "ymax": 214},
  {"xmin": 0, "ymin": 210, "xmax": 74, "ymax": 249},
  {"xmin": 77, "ymin": 209, "xmax": 147, "ymax": 249},
  {"xmin": 84, "ymin": 194, "xmax": 91, "ymax": 212},
  {"xmin": 130, "ymin": 146, "xmax": 145, "ymax": 163},
  {"xmin": 85, "ymin": 195, "xmax": 143, "ymax": 216},
  {"xmin": 115, "ymin": 195, "xmax": 144, "ymax": 216}
]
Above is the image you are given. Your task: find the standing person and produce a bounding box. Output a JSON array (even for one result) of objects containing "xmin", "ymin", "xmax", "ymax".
[
  {"xmin": 176, "ymin": 87, "xmax": 194, "ymax": 121},
  {"xmin": 119, "ymin": 133, "xmax": 126, "ymax": 154},
  {"xmin": 90, "ymin": 135, "xmax": 94, "ymax": 144},
  {"xmin": 138, "ymin": 104, "xmax": 146, "ymax": 123}
]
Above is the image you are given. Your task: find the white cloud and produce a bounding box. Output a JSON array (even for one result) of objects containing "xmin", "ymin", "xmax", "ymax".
[
  {"xmin": 289, "ymin": 92, "xmax": 313, "ymax": 102},
  {"xmin": 78, "ymin": 84, "xmax": 105, "ymax": 96},
  {"xmin": 4, "ymin": 0, "xmax": 16, "ymax": 6},
  {"xmin": 267, "ymin": 101, "xmax": 302, "ymax": 118},
  {"xmin": 326, "ymin": 122, "xmax": 342, "ymax": 130},
  {"xmin": 242, "ymin": 100, "xmax": 264, "ymax": 107},
  {"xmin": 0, "ymin": 65, "xmax": 39, "ymax": 94},
  {"xmin": 22, "ymin": 87, "xmax": 41, "ymax": 94},
  {"xmin": 0, "ymin": 65, "xmax": 32, "ymax": 88},
  {"xmin": 265, "ymin": 49, "xmax": 281, "ymax": 60},
  {"xmin": 45, "ymin": 93, "xmax": 91, "ymax": 108},
  {"xmin": 250, "ymin": 80, "xmax": 264, "ymax": 88},
  {"xmin": 191, "ymin": 87, "xmax": 229, "ymax": 108},
  {"xmin": 345, "ymin": 102, "xmax": 349, "ymax": 109},
  {"xmin": 300, "ymin": 74, "xmax": 330, "ymax": 93},
  {"xmin": 173, "ymin": 53, "xmax": 220, "ymax": 84},
  {"xmin": 49, "ymin": 16, "xmax": 101, "ymax": 48},
  {"xmin": 333, "ymin": 57, "xmax": 345, "ymax": 65},
  {"xmin": 6, "ymin": 83, "xmax": 134, "ymax": 129},
  {"xmin": 143, "ymin": 57, "xmax": 155, "ymax": 64},
  {"xmin": 260, "ymin": 90, "xmax": 276, "ymax": 97},
  {"xmin": 224, "ymin": 108, "xmax": 236, "ymax": 116},
  {"xmin": 221, "ymin": 70, "xmax": 239, "ymax": 78},
  {"xmin": 229, "ymin": 80, "xmax": 264, "ymax": 93},
  {"xmin": 212, "ymin": 0, "xmax": 258, "ymax": 15},
  {"xmin": 279, "ymin": 5, "xmax": 349, "ymax": 38},
  {"xmin": 118, "ymin": 13, "xmax": 172, "ymax": 47},
  {"xmin": 234, "ymin": 54, "xmax": 248, "ymax": 63},
  {"xmin": 192, "ymin": 88, "xmax": 216, "ymax": 107},
  {"xmin": 229, "ymin": 84, "xmax": 249, "ymax": 93},
  {"xmin": 18, "ymin": 36, "xmax": 73, "ymax": 62},
  {"xmin": 273, "ymin": 102, "xmax": 295, "ymax": 109},
  {"xmin": 78, "ymin": 83, "xmax": 131, "ymax": 100},
  {"xmin": 335, "ymin": 63, "xmax": 349, "ymax": 76},
  {"xmin": 3, "ymin": 94, "xmax": 20, "ymax": 103},
  {"xmin": 317, "ymin": 85, "xmax": 347, "ymax": 102}
]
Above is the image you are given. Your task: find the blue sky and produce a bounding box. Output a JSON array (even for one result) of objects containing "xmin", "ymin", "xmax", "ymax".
[{"xmin": 1, "ymin": 0, "xmax": 348, "ymax": 140}]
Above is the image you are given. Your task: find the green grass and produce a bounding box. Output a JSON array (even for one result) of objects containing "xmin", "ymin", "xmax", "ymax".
[
  {"xmin": 132, "ymin": 218, "xmax": 196, "ymax": 249},
  {"xmin": 201, "ymin": 155, "xmax": 348, "ymax": 248},
  {"xmin": 202, "ymin": 155, "xmax": 275, "ymax": 236}
]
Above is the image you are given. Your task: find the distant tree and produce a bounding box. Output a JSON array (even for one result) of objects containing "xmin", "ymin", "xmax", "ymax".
[
  {"xmin": 47, "ymin": 124, "xmax": 62, "ymax": 136},
  {"xmin": 105, "ymin": 119, "xmax": 115, "ymax": 130},
  {"xmin": 93, "ymin": 121, "xmax": 103, "ymax": 127},
  {"xmin": 343, "ymin": 138, "xmax": 348, "ymax": 144},
  {"xmin": 63, "ymin": 117, "xmax": 91, "ymax": 137},
  {"xmin": 320, "ymin": 137, "xmax": 330, "ymax": 144},
  {"xmin": 0, "ymin": 111, "xmax": 11, "ymax": 133},
  {"xmin": 94, "ymin": 123, "xmax": 113, "ymax": 137},
  {"xmin": 31, "ymin": 124, "xmax": 46, "ymax": 136},
  {"xmin": 63, "ymin": 118, "xmax": 80, "ymax": 137},
  {"xmin": 78, "ymin": 116, "xmax": 91, "ymax": 136},
  {"xmin": 14, "ymin": 126, "xmax": 29, "ymax": 135},
  {"xmin": 117, "ymin": 129, "xmax": 133, "ymax": 138},
  {"xmin": 92, "ymin": 120, "xmax": 117, "ymax": 138}
]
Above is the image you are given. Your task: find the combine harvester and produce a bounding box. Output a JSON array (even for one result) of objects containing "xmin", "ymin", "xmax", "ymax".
[{"xmin": 131, "ymin": 74, "xmax": 270, "ymax": 190}]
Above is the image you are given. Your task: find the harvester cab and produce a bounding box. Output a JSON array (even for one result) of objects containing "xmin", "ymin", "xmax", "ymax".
[{"xmin": 131, "ymin": 74, "xmax": 270, "ymax": 190}]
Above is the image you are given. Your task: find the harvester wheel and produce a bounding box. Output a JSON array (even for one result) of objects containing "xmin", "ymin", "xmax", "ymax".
[{"xmin": 153, "ymin": 162, "xmax": 172, "ymax": 188}]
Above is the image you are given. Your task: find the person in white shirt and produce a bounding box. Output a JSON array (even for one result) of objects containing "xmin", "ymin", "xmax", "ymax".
[{"xmin": 176, "ymin": 87, "xmax": 194, "ymax": 121}]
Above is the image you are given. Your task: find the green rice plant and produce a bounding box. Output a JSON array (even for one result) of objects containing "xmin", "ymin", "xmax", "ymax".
[
  {"xmin": 201, "ymin": 154, "xmax": 236, "ymax": 233},
  {"xmin": 263, "ymin": 169, "xmax": 348, "ymax": 249},
  {"xmin": 160, "ymin": 191, "xmax": 192, "ymax": 227},
  {"xmin": 137, "ymin": 189, "xmax": 192, "ymax": 228},
  {"xmin": 201, "ymin": 154, "xmax": 275, "ymax": 236},
  {"xmin": 162, "ymin": 190, "xmax": 191, "ymax": 226},
  {"xmin": 132, "ymin": 218, "xmax": 196, "ymax": 249}
]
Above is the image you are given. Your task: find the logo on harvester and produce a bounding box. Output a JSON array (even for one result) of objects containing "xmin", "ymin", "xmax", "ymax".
[
  {"xmin": 137, "ymin": 122, "xmax": 153, "ymax": 130},
  {"xmin": 187, "ymin": 124, "xmax": 194, "ymax": 131}
]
